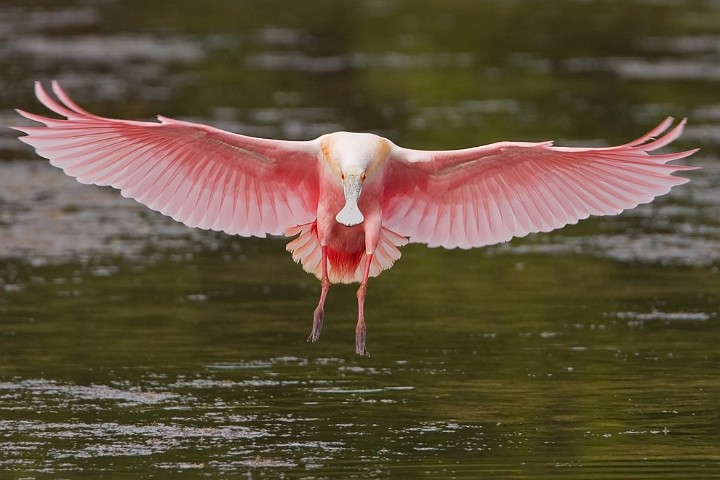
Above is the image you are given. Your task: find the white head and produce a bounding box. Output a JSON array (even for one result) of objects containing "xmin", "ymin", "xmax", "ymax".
[{"xmin": 321, "ymin": 132, "xmax": 390, "ymax": 227}]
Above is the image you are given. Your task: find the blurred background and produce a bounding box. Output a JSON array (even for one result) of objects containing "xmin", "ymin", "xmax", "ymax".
[
  {"xmin": 3, "ymin": 0, "xmax": 720, "ymax": 149},
  {"xmin": 1, "ymin": 1, "xmax": 719, "ymax": 478}
]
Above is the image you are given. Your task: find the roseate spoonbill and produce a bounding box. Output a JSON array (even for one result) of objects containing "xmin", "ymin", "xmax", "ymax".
[{"xmin": 14, "ymin": 81, "xmax": 697, "ymax": 356}]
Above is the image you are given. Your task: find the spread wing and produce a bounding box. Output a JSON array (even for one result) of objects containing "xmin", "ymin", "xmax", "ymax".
[
  {"xmin": 14, "ymin": 81, "xmax": 321, "ymax": 237},
  {"xmin": 383, "ymin": 118, "xmax": 698, "ymax": 249}
]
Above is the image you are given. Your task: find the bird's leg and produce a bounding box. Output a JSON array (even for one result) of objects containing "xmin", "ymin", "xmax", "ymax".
[
  {"xmin": 309, "ymin": 246, "xmax": 329, "ymax": 343},
  {"xmin": 355, "ymin": 253, "xmax": 374, "ymax": 356}
]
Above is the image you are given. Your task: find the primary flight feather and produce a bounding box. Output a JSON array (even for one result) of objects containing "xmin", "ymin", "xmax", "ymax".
[{"xmin": 14, "ymin": 81, "xmax": 698, "ymax": 355}]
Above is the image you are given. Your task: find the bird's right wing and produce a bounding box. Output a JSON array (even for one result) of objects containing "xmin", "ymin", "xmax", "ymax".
[
  {"xmin": 382, "ymin": 118, "xmax": 698, "ymax": 249},
  {"xmin": 14, "ymin": 81, "xmax": 321, "ymax": 237}
]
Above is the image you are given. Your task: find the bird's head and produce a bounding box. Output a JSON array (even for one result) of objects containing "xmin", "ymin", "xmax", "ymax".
[{"xmin": 321, "ymin": 132, "xmax": 390, "ymax": 227}]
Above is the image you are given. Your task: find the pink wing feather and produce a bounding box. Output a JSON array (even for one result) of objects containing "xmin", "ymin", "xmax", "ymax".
[
  {"xmin": 383, "ymin": 118, "xmax": 698, "ymax": 249},
  {"xmin": 14, "ymin": 81, "xmax": 321, "ymax": 237}
]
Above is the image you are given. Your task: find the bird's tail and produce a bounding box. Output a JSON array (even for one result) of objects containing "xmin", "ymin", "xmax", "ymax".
[{"xmin": 285, "ymin": 222, "xmax": 407, "ymax": 284}]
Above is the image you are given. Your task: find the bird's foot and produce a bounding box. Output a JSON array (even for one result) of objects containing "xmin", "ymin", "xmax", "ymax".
[
  {"xmin": 356, "ymin": 344, "xmax": 370, "ymax": 357},
  {"xmin": 307, "ymin": 306, "xmax": 324, "ymax": 343},
  {"xmin": 355, "ymin": 324, "xmax": 369, "ymax": 357}
]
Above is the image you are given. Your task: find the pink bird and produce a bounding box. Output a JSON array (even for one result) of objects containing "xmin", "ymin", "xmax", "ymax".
[{"xmin": 14, "ymin": 81, "xmax": 698, "ymax": 356}]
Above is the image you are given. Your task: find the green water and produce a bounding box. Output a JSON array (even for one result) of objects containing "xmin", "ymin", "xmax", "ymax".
[
  {"xmin": 1, "ymin": 0, "xmax": 719, "ymax": 478},
  {"xmin": 1, "ymin": 246, "xmax": 719, "ymax": 478}
]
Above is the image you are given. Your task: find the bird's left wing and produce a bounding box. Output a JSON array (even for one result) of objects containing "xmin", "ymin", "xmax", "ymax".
[
  {"xmin": 14, "ymin": 81, "xmax": 321, "ymax": 237},
  {"xmin": 382, "ymin": 118, "xmax": 698, "ymax": 249}
]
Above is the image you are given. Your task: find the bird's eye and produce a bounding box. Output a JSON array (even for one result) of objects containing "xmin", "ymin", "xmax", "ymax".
[
  {"xmin": 361, "ymin": 173, "xmax": 366, "ymax": 181},
  {"xmin": 341, "ymin": 173, "xmax": 346, "ymax": 180}
]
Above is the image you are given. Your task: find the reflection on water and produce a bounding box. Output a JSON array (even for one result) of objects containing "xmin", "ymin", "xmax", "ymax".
[
  {"xmin": 1, "ymin": 335, "xmax": 719, "ymax": 477},
  {"xmin": 1, "ymin": 0, "xmax": 720, "ymax": 478}
]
